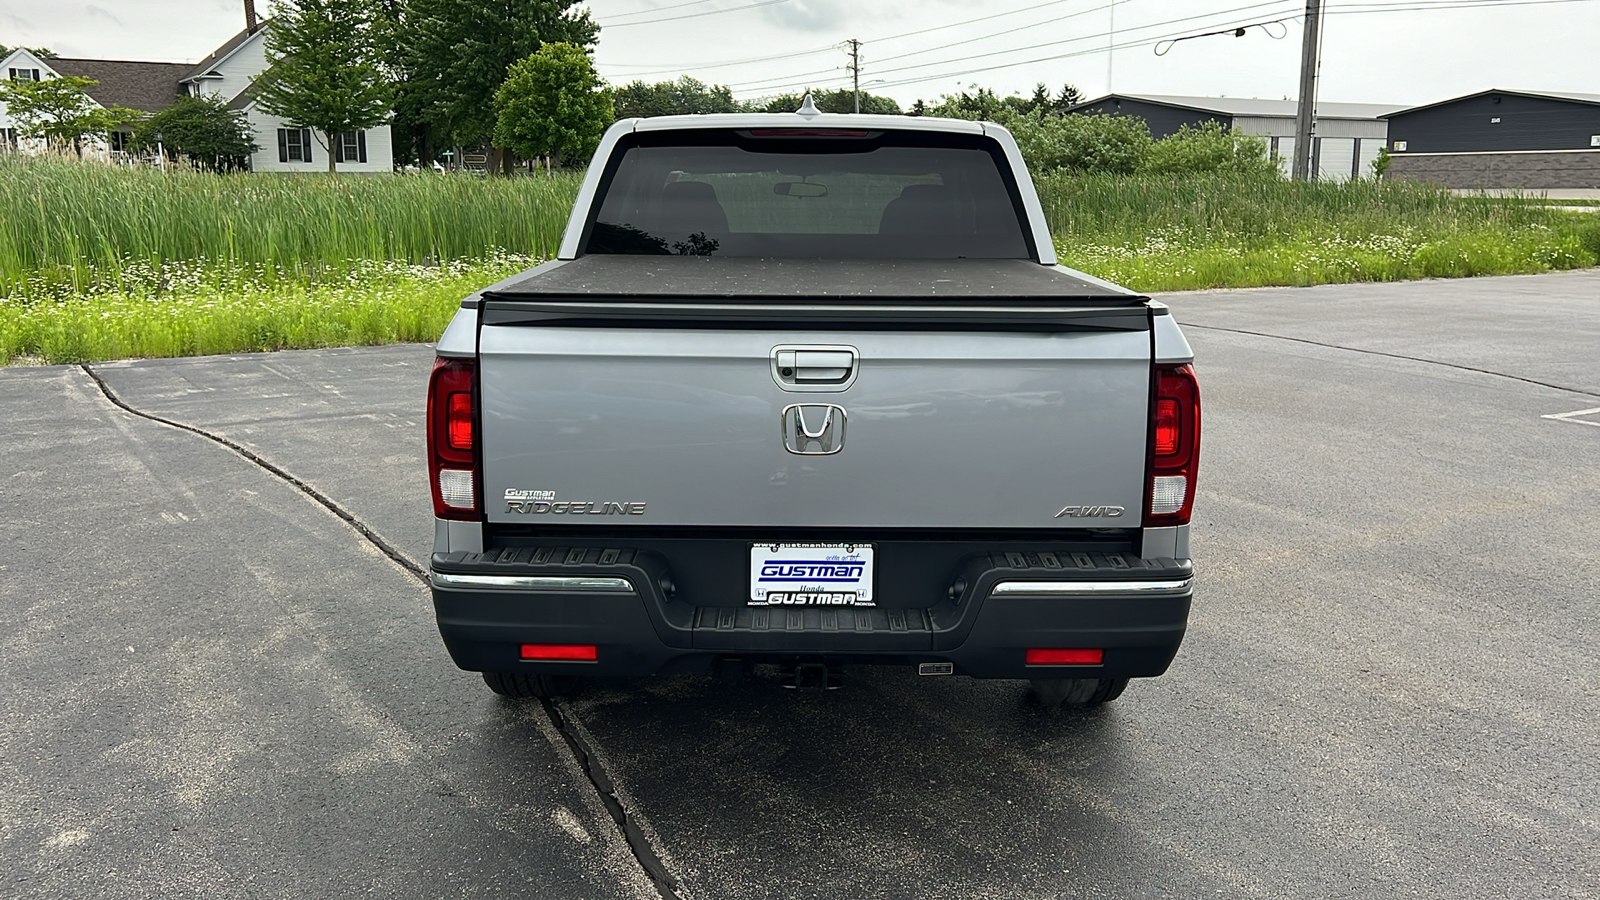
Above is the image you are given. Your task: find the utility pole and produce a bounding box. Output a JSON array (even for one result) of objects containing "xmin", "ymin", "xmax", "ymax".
[
  {"xmin": 1107, "ymin": 1, "xmax": 1115, "ymax": 94},
  {"xmin": 846, "ymin": 38, "xmax": 862, "ymax": 113},
  {"xmin": 1291, "ymin": 0, "xmax": 1324, "ymax": 181}
]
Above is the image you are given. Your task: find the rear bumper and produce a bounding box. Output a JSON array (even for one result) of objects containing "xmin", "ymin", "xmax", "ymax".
[{"xmin": 431, "ymin": 543, "xmax": 1192, "ymax": 680}]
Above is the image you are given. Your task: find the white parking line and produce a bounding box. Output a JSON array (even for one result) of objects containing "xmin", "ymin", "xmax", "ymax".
[{"xmin": 1541, "ymin": 407, "xmax": 1600, "ymax": 427}]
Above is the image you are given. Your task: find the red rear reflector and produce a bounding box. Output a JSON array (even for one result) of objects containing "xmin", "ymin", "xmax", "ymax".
[
  {"xmin": 520, "ymin": 643, "xmax": 598, "ymax": 662},
  {"xmin": 1154, "ymin": 398, "xmax": 1179, "ymax": 455},
  {"xmin": 1026, "ymin": 648, "xmax": 1104, "ymax": 666},
  {"xmin": 447, "ymin": 392, "xmax": 473, "ymax": 450}
]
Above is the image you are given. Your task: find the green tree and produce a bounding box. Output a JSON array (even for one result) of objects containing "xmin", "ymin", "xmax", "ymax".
[
  {"xmin": 494, "ymin": 43, "xmax": 612, "ymax": 168},
  {"xmin": 1143, "ymin": 121, "xmax": 1277, "ymax": 177},
  {"xmin": 396, "ymin": 0, "xmax": 596, "ymax": 170},
  {"xmin": 996, "ymin": 109, "xmax": 1152, "ymax": 175},
  {"xmin": 0, "ymin": 45, "xmax": 57, "ymax": 59},
  {"xmin": 919, "ymin": 84, "xmax": 1082, "ymax": 121},
  {"xmin": 133, "ymin": 95, "xmax": 260, "ymax": 170},
  {"xmin": 752, "ymin": 88, "xmax": 900, "ymax": 115},
  {"xmin": 1371, "ymin": 145, "xmax": 1392, "ymax": 179},
  {"xmin": 613, "ymin": 76, "xmax": 740, "ymax": 119},
  {"xmin": 253, "ymin": 0, "xmax": 391, "ymax": 173},
  {"xmin": 0, "ymin": 74, "xmax": 135, "ymax": 155}
]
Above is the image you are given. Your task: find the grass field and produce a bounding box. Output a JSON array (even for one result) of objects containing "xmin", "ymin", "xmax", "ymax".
[{"xmin": 3, "ymin": 156, "xmax": 1598, "ymax": 364}]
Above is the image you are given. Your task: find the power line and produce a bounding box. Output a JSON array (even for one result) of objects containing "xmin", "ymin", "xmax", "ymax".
[
  {"xmin": 742, "ymin": 0, "xmax": 1594, "ymax": 96},
  {"xmin": 727, "ymin": 0, "xmax": 1300, "ymax": 92},
  {"xmin": 597, "ymin": 0, "xmax": 1084, "ymax": 77},
  {"xmin": 601, "ymin": 0, "xmax": 729, "ymax": 21},
  {"xmin": 598, "ymin": 44, "xmax": 836, "ymax": 75},
  {"xmin": 602, "ymin": 0, "xmax": 794, "ymax": 29}
]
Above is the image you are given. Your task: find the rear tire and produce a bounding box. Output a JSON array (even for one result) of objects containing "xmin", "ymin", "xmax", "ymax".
[
  {"xmin": 1029, "ymin": 677, "xmax": 1129, "ymax": 708},
  {"xmin": 482, "ymin": 671, "xmax": 582, "ymax": 699}
]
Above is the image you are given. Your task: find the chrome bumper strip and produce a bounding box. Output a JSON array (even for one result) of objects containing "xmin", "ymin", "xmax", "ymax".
[
  {"xmin": 990, "ymin": 578, "xmax": 1193, "ymax": 598},
  {"xmin": 429, "ymin": 571, "xmax": 636, "ymax": 593}
]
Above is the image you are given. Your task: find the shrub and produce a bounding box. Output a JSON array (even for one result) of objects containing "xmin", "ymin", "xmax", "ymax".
[
  {"xmin": 1143, "ymin": 121, "xmax": 1278, "ymax": 177},
  {"xmin": 996, "ymin": 109, "xmax": 1152, "ymax": 175}
]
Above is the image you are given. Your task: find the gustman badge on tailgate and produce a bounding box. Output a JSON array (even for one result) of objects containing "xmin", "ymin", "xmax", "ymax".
[
  {"xmin": 504, "ymin": 489, "xmax": 645, "ymax": 515},
  {"xmin": 781, "ymin": 404, "xmax": 847, "ymax": 455}
]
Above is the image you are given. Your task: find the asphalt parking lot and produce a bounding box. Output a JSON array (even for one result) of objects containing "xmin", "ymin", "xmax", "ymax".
[{"xmin": 2, "ymin": 269, "xmax": 1597, "ymax": 899}]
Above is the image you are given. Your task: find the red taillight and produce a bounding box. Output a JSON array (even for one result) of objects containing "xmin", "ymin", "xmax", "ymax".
[
  {"xmin": 447, "ymin": 392, "xmax": 473, "ymax": 450},
  {"xmin": 1026, "ymin": 648, "xmax": 1104, "ymax": 666},
  {"xmin": 427, "ymin": 356, "xmax": 480, "ymax": 520},
  {"xmin": 1144, "ymin": 363, "xmax": 1201, "ymax": 528},
  {"xmin": 521, "ymin": 643, "xmax": 598, "ymax": 662},
  {"xmin": 1154, "ymin": 398, "xmax": 1179, "ymax": 455}
]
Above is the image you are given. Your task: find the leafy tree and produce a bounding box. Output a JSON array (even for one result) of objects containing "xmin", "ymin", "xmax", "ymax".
[
  {"xmin": 0, "ymin": 45, "xmax": 57, "ymax": 59},
  {"xmin": 922, "ymin": 87, "xmax": 1006, "ymax": 121},
  {"xmin": 0, "ymin": 74, "xmax": 135, "ymax": 155},
  {"xmin": 996, "ymin": 109, "xmax": 1152, "ymax": 175},
  {"xmin": 751, "ymin": 89, "xmax": 900, "ymax": 115},
  {"xmin": 1143, "ymin": 121, "xmax": 1277, "ymax": 177},
  {"xmin": 253, "ymin": 0, "xmax": 391, "ymax": 173},
  {"xmin": 132, "ymin": 95, "xmax": 259, "ymax": 170},
  {"xmin": 920, "ymin": 83, "xmax": 1083, "ymax": 121},
  {"xmin": 396, "ymin": 0, "xmax": 597, "ymax": 170},
  {"xmin": 494, "ymin": 43, "xmax": 612, "ymax": 168},
  {"xmin": 1371, "ymin": 145, "xmax": 1392, "ymax": 179},
  {"xmin": 613, "ymin": 76, "xmax": 740, "ymax": 119}
]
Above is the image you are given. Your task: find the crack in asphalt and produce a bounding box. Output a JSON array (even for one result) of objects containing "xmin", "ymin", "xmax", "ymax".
[
  {"xmin": 1176, "ymin": 322, "xmax": 1600, "ymax": 399},
  {"xmin": 79, "ymin": 363, "xmax": 427, "ymax": 581},
  {"xmin": 79, "ymin": 362, "xmax": 683, "ymax": 900}
]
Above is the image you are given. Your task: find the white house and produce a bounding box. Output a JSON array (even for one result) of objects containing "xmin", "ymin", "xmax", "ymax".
[{"xmin": 1, "ymin": 11, "xmax": 393, "ymax": 173}]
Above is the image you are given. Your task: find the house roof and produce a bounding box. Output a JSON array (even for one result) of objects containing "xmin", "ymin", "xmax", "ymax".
[
  {"xmin": 45, "ymin": 58, "xmax": 191, "ymax": 113},
  {"xmin": 1071, "ymin": 93, "xmax": 1406, "ymax": 121},
  {"xmin": 1381, "ymin": 88, "xmax": 1600, "ymax": 118},
  {"xmin": 228, "ymin": 81, "xmax": 260, "ymax": 111},
  {"xmin": 181, "ymin": 23, "xmax": 266, "ymax": 83}
]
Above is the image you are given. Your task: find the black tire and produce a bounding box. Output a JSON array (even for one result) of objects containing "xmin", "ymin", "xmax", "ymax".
[
  {"xmin": 482, "ymin": 671, "xmax": 582, "ymax": 699},
  {"xmin": 1029, "ymin": 677, "xmax": 1129, "ymax": 709}
]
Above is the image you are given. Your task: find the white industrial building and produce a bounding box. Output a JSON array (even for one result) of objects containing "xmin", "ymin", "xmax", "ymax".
[{"xmin": 1069, "ymin": 93, "xmax": 1404, "ymax": 181}]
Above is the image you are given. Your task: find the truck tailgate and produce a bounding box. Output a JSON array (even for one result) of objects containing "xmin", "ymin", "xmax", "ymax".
[{"xmin": 478, "ymin": 318, "xmax": 1151, "ymax": 529}]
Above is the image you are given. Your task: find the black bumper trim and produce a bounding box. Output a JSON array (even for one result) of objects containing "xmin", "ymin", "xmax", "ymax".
[{"xmin": 430, "ymin": 546, "xmax": 1192, "ymax": 679}]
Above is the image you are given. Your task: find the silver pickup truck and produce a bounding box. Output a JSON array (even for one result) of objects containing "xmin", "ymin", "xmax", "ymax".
[{"xmin": 425, "ymin": 108, "xmax": 1200, "ymax": 708}]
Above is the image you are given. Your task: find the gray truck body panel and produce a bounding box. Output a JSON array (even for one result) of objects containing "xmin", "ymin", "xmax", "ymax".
[{"xmin": 478, "ymin": 322, "xmax": 1151, "ymax": 529}]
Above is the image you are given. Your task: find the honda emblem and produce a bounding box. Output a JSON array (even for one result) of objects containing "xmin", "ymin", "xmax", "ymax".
[{"xmin": 781, "ymin": 404, "xmax": 847, "ymax": 455}]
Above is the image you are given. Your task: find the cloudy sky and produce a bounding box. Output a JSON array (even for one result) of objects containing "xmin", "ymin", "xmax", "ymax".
[{"xmin": 2, "ymin": 0, "xmax": 1596, "ymax": 109}]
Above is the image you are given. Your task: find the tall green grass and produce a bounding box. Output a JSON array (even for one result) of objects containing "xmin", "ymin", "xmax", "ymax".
[
  {"xmin": 0, "ymin": 154, "xmax": 580, "ymax": 292},
  {"xmin": 2, "ymin": 156, "xmax": 1597, "ymax": 364},
  {"xmin": 1039, "ymin": 172, "xmax": 1600, "ymax": 290}
]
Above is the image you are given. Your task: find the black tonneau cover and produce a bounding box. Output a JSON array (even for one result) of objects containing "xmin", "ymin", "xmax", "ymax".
[{"xmin": 484, "ymin": 256, "xmax": 1145, "ymax": 303}]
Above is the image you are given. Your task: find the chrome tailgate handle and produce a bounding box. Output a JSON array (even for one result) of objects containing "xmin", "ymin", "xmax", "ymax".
[{"xmin": 772, "ymin": 345, "xmax": 859, "ymax": 391}]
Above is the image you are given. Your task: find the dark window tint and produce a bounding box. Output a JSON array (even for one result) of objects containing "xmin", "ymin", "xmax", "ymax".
[{"xmin": 583, "ymin": 130, "xmax": 1030, "ymax": 259}]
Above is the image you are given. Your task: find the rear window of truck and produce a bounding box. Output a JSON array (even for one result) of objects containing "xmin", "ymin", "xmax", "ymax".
[{"xmin": 580, "ymin": 129, "xmax": 1032, "ymax": 259}]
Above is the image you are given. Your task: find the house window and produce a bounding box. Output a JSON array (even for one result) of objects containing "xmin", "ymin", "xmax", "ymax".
[
  {"xmin": 334, "ymin": 130, "xmax": 368, "ymax": 164},
  {"xmin": 1, "ymin": 128, "xmax": 16, "ymax": 150},
  {"xmin": 109, "ymin": 130, "xmax": 131, "ymax": 152},
  {"xmin": 8, "ymin": 68, "xmax": 41, "ymax": 82},
  {"xmin": 276, "ymin": 128, "xmax": 314, "ymax": 163},
  {"xmin": 1392, "ymin": 140, "xmax": 1407, "ymax": 152}
]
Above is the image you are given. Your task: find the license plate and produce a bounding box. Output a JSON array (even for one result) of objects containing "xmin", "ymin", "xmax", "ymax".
[{"xmin": 749, "ymin": 543, "xmax": 874, "ymax": 607}]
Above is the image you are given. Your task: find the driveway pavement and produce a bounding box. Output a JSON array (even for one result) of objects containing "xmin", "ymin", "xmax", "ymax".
[{"xmin": 2, "ymin": 270, "xmax": 1597, "ymax": 898}]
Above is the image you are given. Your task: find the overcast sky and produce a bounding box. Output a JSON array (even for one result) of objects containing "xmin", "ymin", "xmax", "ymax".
[{"xmin": 2, "ymin": 0, "xmax": 1596, "ymax": 110}]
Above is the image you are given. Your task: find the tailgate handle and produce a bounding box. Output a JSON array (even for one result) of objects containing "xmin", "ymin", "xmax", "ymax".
[{"xmin": 773, "ymin": 345, "xmax": 859, "ymax": 391}]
